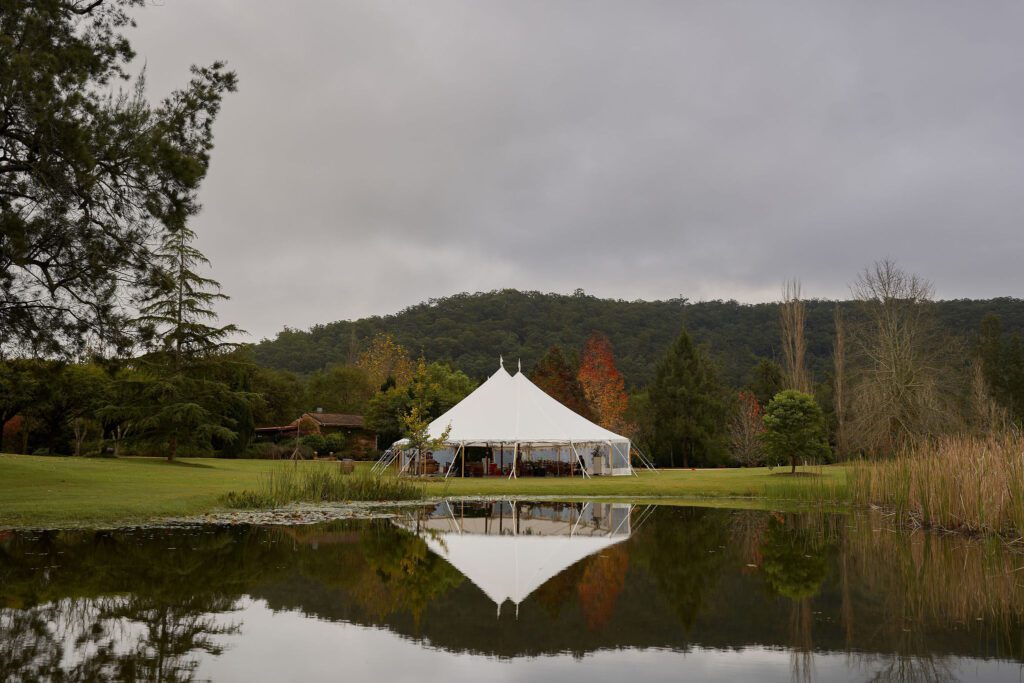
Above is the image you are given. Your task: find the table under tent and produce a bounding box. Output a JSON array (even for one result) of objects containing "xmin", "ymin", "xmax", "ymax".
[
  {"xmin": 393, "ymin": 500, "xmax": 638, "ymax": 615},
  {"xmin": 374, "ymin": 361, "xmax": 636, "ymax": 478}
]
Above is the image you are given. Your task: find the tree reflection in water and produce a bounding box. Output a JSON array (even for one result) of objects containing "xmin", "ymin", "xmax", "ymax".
[
  {"xmin": 0, "ymin": 505, "xmax": 1021, "ymax": 682},
  {"xmin": 0, "ymin": 595, "xmax": 237, "ymax": 682}
]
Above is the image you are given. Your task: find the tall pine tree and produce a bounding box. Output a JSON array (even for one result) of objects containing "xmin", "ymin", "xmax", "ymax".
[
  {"xmin": 649, "ymin": 329, "xmax": 729, "ymax": 468},
  {"xmin": 129, "ymin": 226, "xmax": 252, "ymax": 460}
]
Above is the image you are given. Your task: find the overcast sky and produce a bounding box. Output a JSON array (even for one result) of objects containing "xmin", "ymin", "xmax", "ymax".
[{"xmin": 130, "ymin": 1, "xmax": 1024, "ymax": 340}]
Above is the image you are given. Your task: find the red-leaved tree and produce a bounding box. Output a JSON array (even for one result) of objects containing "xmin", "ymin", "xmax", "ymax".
[{"xmin": 577, "ymin": 333, "xmax": 630, "ymax": 433}]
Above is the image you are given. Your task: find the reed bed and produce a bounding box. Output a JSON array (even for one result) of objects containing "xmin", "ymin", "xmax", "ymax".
[
  {"xmin": 761, "ymin": 467, "xmax": 850, "ymax": 506},
  {"xmin": 848, "ymin": 432, "xmax": 1024, "ymax": 539},
  {"xmin": 222, "ymin": 463, "xmax": 425, "ymax": 509}
]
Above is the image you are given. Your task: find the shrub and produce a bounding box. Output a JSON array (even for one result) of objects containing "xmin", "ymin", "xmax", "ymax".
[
  {"xmin": 323, "ymin": 432, "xmax": 345, "ymax": 454},
  {"xmin": 300, "ymin": 434, "xmax": 328, "ymax": 455},
  {"xmin": 241, "ymin": 443, "xmax": 293, "ymax": 460}
]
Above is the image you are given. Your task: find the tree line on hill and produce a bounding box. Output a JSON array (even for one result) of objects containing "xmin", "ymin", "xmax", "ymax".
[{"xmin": 252, "ymin": 289, "xmax": 1024, "ymax": 388}]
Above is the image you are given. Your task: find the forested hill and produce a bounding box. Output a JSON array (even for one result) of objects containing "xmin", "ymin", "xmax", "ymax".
[{"xmin": 252, "ymin": 290, "xmax": 1024, "ymax": 387}]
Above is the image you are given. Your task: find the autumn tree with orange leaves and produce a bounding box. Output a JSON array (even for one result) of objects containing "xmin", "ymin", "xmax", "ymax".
[{"xmin": 577, "ymin": 333, "xmax": 630, "ymax": 432}]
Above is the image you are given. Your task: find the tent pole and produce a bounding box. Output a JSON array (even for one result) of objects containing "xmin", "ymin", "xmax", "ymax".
[
  {"xmin": 445, "ymin": 443, "xmax": 463, "ymax": 479},
  {"xmin": 620, "ymin": 441, "xmax": 640, "ymax": 477},
  {"xmin": 445, "ymin": 499, "xmax": 460, "ymax": 532},
  {"xmin": 508, "ymin": 442, "xmax": 518, "ymax": 479},
  {"xmin": 570, "ymin": 441, "xmax": 590, "ymax": 478},
  {"xmin": 570, "ymin": 502, "xmax": 588, "ymax": 536}
]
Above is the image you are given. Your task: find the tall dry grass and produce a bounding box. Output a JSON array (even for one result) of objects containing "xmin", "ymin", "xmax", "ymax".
[{"xmin": 848, "ymin": 432, "xmax": 1024, "ymax": 538}]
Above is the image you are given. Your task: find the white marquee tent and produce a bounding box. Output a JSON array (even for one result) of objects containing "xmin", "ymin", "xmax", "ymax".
[
  {"xmin": 377, "ymin": 360, "xmax": 633, "ymax": 477},
  {"xmin": 395, "ymin": 501, "xmax": 634, "ymax": 610}
]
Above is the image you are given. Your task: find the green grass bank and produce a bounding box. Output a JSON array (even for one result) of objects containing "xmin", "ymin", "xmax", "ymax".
[{"xmin": 0, "ymin": 453, "xmax": 847, "ymax": 528}]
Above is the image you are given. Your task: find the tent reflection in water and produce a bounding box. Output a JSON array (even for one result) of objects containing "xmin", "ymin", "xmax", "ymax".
[
  {"xmin": 374, "ymin": 360, "xmax": 634, "ymax": 477},
  {"xmin": 396, "ymin": 501, "xmax": 639, "ymax": 614}
]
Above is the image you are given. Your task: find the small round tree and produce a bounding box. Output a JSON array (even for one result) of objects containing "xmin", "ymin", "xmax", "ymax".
[{"xmin": 762, "ymin": 390, "xmax": 830, "ymax": 474}]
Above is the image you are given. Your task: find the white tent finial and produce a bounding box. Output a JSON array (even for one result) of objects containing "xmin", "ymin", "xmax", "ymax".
[
  {"xmin": 499, "ymin": 355, "xmax": 504, "ymax": 369},
  {"xmin": 517, "ymin": 358, "xmax": 521, "ymax": 372}
]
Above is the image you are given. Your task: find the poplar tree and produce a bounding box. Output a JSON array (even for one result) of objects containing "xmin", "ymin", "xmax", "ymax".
[{"xmin": 649, "ymin": 329, "xmax": 729, "ymax": 468}]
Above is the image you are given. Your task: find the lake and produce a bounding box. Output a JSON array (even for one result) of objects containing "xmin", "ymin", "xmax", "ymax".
[{"xmin": 2, "ymin": 501, "xmax": 1022, "ymax": 682}]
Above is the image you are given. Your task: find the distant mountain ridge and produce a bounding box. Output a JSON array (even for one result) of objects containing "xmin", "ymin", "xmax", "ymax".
[{"xmin": 252, "ymin": 289, "xmax": 1024, "ymax": 388}]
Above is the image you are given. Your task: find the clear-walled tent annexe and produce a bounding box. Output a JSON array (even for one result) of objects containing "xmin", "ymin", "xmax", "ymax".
[{"xmin": 373, "ymin": 360, "xmax": 633, "ymax": 477}]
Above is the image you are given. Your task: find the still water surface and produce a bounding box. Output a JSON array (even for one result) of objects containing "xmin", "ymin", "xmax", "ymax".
[{"xmin": 2, "ymin": 501, "xmax": 1022, "ymax": 682}]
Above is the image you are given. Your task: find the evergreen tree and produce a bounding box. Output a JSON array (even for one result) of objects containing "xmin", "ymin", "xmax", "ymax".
[
  {"xmin": 130, "ymin": 226, "xmax": 252, "ymax": 460},
  {"xmin": 529, "ymin": 346, "xmax": 593, "ymax": 419},
  {"xmin": 762, "ymin": 390, "xmax": 830, "ymax": 473},
  {"xmin": 305, "ymin": 364, "xmax": 374, "ymax": 414},
  {"xmin": 251, "ymin": 366, "xmax": 307, "ymax": 426},
  {"xmin": 0, "ymin": 1, "xmax": 236, "ymax": 356},
  {"xmin": 978, "ymin": 314, "xmax": 1024, "ymax": 422},
  {"xmin": 649, "ymin": 329, "xmax": 729, "ymax": 468},
  {"xmin": 138, "ymin": 226, "xmax": 240, "ymax": 370},
  {"xmin": 748, "ymin": 359, "xmax": 785, "ymax": 408}
]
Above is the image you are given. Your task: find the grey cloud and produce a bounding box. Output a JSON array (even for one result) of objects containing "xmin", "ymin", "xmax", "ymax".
[{"xmin": 130, "ymin": 0, "xmax": 1024, "ymax": 339}]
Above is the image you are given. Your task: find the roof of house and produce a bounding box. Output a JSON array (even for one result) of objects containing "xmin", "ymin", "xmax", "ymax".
[
  {"xmin": 303, "ymin": 412, "xmax": 366, "ymax": 428},
  {"xmin": 256, "ymin": 413, "xmax": 370, "ymax": 432}
]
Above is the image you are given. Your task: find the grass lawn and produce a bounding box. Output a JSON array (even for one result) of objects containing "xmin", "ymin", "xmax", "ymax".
[
  {"xmin": 0, "ymin": 454, "xmax": 279, "ymax": 528},
  {"xmin": 427, "ymin": 465, "xmax": 847, "ymax": 502},
  {"xmin": 0, "ymin": 453, "xmax": 847, "ymax": 528}
]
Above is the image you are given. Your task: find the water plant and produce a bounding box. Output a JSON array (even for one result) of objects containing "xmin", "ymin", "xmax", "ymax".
[{"xmin": 222, "ymin": 463, "xmax": 424, "ymax": 508}]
